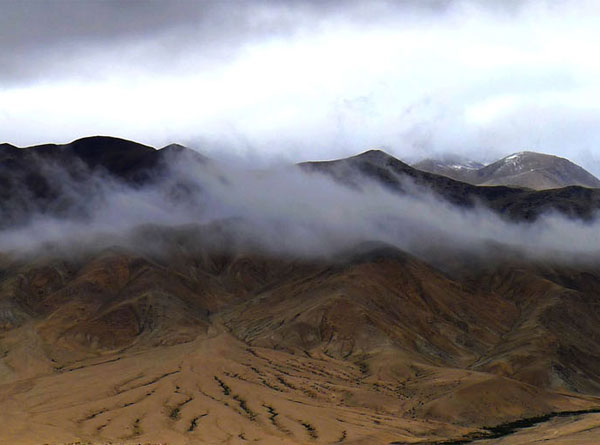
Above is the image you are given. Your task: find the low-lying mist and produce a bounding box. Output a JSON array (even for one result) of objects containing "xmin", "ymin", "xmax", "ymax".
[{"xmin": 1, "ymin": 149, "xmax": 599, "ymax": 263}]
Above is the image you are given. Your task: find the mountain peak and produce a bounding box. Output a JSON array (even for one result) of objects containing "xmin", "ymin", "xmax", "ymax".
[
  {"xmin": 479, "ymin": 151, "xmax": 600, "ymax": 189},
  {"xmin": 414, "ymin": 156, "xmax": 484, "ymax": 174},
  {"xmin": 160, "ymin": 143, "xmax": 188, "ymax": 152},
  {"xmin": 348, "ymin": 149, "xmax": 409, "ymax": 170},
  {"xmin": 414, "ymin": 150, "xmax": 600, "ymax": 190},
  {"xmin": 158, "ymin": 143, "xmax": 209, "ymax": 164},
  {"xmin": 502, "ymin": 150, "xmax": 556, "ymax": 162},
  {"xmin": 354, "ymin": 148, "xmax": 390, "ymax": 157},
  {"xmin": 352, "ymin": 148, "xmax": 394, "ymax": 161},
  {"xmin": 300, "ymin": 149, "xmax": 398, "ymax": 169},
  {"xmin": 67, "ymin": 135, "xmax": 155, "ymax": 152}
]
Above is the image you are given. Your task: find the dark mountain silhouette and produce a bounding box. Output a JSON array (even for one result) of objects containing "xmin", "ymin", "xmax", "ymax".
[
  {"xmin": 5, "ymin": 136, "xmax": 160, "ymax": 182},
  {"xmin": 0, "ymin": 136, "xmax": 201, "ymax": 227}
]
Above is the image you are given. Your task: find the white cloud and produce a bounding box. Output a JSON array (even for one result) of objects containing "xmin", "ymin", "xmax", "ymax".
[{"xmin": 1, "ymin": 0, "xmax": 600, "ymax": 169}]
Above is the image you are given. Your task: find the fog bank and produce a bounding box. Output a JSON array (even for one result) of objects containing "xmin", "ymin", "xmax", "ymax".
[{"xmin": 0, "ymin": 150, "xmax": 599, "ymax": 263}]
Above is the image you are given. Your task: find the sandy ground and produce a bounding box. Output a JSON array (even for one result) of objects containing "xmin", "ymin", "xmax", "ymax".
[
  {"xmin": 0, "ymin": 321, "xmax": 477, "ymax": 444},
  {"xmin": 2, "ymin": 247, "xmax": 600, "ymax": 444}
]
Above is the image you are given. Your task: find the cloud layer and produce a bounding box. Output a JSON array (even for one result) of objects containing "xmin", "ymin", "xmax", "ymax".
[
  {"xmin": 1, "ymin": 150, "xmax": 600, "ymax": 265},
  {"xmin": 1, "ymin": 0, "xmax": 600, "ymax": 171}
]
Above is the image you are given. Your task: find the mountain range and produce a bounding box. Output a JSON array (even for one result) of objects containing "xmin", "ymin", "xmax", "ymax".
[
  {"xmin": 1, "ymin": 137, "xmax": 600, "ymax": 444},
  {"xmin": 302, "ymin": 148, "xmax": 600, "ymax": 221},
  {"xmin": 2, "ymin": 136, "xmax": 600, "ymax": 229},
  {"xmin": 414, "ymin": 151, "xmax": 600, "ymax": 190}
]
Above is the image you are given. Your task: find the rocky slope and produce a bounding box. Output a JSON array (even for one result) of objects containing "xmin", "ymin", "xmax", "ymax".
[{"xmin": 0, "ymin": 229, "xmax": 600, "ymax": 443}]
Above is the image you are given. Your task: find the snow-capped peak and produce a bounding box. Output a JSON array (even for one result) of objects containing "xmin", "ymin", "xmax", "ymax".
[
  {"xmin": 504, "ymin": 152, "xmax": 527, "ymax": 161},
  {"xmin": 433, "ymin": 158, "xmax": 484, "ymax": 171}
]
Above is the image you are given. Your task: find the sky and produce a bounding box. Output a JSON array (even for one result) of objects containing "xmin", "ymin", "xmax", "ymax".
[{"xmin": 1, "ymin": 0, "xmax": 600, "ymax": 170}]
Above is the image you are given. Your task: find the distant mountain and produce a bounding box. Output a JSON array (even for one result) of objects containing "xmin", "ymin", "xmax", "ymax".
[
  {"xmin": 413, "ymin": 156, "xmax": 484, "ymax": 182},
  {"xmin": 475, "ymin": 151, "xmax": 600, "ymax": 189},
  {"xmin": 301, "ymin": 149, "xmax": 600, "ymax": 221},
  {"xmin": 414, "ymin": 151, "xmax": 600, "ymax": 190}
]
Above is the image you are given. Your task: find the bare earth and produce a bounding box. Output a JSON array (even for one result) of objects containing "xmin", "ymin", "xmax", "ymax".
[{"xmin": 2, "ymin": 240, "xmax": 600, "ymax": 444}]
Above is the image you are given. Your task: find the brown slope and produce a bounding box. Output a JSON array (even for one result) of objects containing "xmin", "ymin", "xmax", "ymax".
[
  {"xmin": 218, "ymin": 244, "xmax": 600, "ymax": 427},
  {"xmin": 454, "ymin": 261, "xmax": 600, "ymax": 396},
  {"xmin": 1, "ymin": 235, "xmax": 600, "ymax": 442},
  {"xmin": 221, "ymin": 244, "xmax": 516, "ymax": 366}
]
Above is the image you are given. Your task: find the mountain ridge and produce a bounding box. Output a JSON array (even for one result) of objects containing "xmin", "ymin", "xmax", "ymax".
[
  {"xmin": 3, "ymin": 138, "xmax": 600, "ymax": 228},
  {"xmin": 414, "ymin": 150, "xmax": 600, "ymax": 190},
  {"xmin": 301, "ymin": 148, "xmax": 600, "ymax": 221}
]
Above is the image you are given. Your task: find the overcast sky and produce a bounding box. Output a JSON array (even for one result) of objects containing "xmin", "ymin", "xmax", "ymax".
[{"xmin": 1, "ymin": 0, "xmax": 600, "ymax": 169}]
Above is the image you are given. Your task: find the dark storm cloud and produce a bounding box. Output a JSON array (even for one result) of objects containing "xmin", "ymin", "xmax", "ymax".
[
  {"xmin": 1, "ymin": 0, "xmax": 266, "ymax": 84},
  {"xmin": 0, "ymin": 0, "xmax": 453, "ymax": 85}
]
